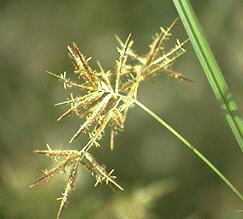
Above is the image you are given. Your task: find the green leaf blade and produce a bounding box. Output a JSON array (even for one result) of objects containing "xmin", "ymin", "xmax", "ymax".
[{"xmin": 173, "ymin": 0, "xmax": 243, "ymax": 151}]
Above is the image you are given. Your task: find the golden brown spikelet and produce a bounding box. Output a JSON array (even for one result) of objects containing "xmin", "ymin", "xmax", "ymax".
[
  {"xmin": 57, "ymin": 160, "xmax": 79, "ymax": 219},
  {"xmin": 29, "ymin": 159, "xmax": 70, "ymax": 188},
  {"xmin": 69, "ymin": 93, "xmax": 112, "ymax": 143}
]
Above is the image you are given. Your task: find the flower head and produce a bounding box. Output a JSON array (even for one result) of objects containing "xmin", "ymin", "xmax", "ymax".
[{"xmin": 31, "ymin": 19, "xmax": 191, "ymax": 219}]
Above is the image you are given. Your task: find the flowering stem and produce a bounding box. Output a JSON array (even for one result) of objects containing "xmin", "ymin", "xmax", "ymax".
[{"xmin": 134, "ymin": 99, "xmax": 243, "ymax": 201}]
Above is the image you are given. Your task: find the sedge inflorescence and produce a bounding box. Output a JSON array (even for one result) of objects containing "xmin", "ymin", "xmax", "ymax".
[{"xmin": 30, "ymin": 18, "xmax": 191, "ymax": 218}]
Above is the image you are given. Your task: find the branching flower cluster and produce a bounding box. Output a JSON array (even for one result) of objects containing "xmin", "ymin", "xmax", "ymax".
[{"xmin": 30, "ymin": 18, "xmax": 191, "ymax": 218}]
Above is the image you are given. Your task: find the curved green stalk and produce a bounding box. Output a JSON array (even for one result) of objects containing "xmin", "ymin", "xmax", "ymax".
[
  {"xmin": 134, "ymin": 98, "xmax": 243, "ymax": 201},
  {"xmin": 173, "ymin": 0, "xmax": 243, "ymax": 151}
]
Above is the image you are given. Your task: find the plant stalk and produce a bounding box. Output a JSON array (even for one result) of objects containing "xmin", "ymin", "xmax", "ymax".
[{"xmin": 134, "ymin": 98, "xmax": 243, "ymax": 201}]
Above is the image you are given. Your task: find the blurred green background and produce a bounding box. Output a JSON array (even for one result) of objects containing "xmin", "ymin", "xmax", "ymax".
[{"xmin": 0, "ymin": 0, "xmax": 242, "ymax": 218}]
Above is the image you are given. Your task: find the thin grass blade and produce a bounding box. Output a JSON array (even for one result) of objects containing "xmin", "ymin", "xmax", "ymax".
[{"xmin": 173, "ymin": 0, "xmax": 243, "ymax": 151}]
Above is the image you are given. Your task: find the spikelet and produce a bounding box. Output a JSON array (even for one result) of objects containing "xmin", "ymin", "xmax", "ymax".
[
  {"xmin": 57, "ymin": 160, "xmax": 79, "ymax": 219},
  {"xmin": 57, "ymin": 91, "xmax": 104, "ymax": 121},
  {"xmin": 29, "ymin": 159, "xmax": 70, "ymax": 188},
  {"xmin": 144, "ymin": 18, "xmax": 179, "ymax": 68},
  {"xmin": 69, "ymin": 94, "xmax": 112, "ymax": 143},
  {"xmin": 115, "ymin": 34, "xmax": 132, "ymax": 93},
  {"xmin": 82, "ymin": 152, "xmax": 123, "ymax": 191},
  {"xmin": 68, "ymin": 43, "xmax": 99, "ymax": 88}
]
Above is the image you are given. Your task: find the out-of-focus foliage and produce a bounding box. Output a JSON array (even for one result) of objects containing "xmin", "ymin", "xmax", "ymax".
[{"xmin": 0, "ymin": 1, "xmax": 242, "ymax": 218}]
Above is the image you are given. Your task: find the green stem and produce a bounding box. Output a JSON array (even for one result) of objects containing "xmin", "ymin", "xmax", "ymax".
[
  {"xmin": 134, "ymin": 98, "xmax": 243, "ymax": 201},
  {"xmin": 173, "ymin": 0, "xmax": 243, "ymax": 151}
]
